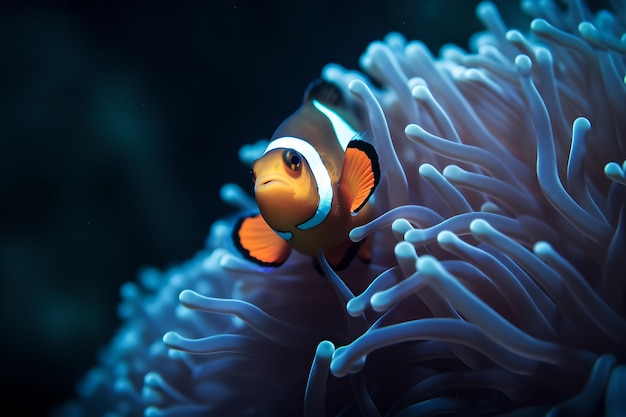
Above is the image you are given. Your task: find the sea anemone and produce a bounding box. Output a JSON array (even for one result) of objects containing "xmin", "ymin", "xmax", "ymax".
[{"xmin": 58, "ymin": 0, "xmax": 626, "ymax": 416}]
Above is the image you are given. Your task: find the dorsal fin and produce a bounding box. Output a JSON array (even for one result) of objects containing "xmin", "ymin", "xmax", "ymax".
[{"xmin": 304, "ymin": 79, "xmax": 344, "ymax": 107}]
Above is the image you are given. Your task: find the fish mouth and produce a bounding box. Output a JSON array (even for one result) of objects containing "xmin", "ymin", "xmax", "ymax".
[{"xmin": 255, "ymin": 175, "xmax": 291, "ymax": 192}]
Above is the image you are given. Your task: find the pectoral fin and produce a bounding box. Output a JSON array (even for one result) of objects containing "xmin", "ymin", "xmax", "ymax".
[
  {"xmin": 233, "ymin": 214, "xmax": 291, "ymax": 267},
  {"xmin": 340, "ymin": 139, "xmax": 380, "ymax": 213}
]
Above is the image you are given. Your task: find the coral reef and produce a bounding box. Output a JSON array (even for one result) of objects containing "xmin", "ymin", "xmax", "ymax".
[{"xmin": 57, "ymin": 1, "xmax": 626, "ymax": 416}]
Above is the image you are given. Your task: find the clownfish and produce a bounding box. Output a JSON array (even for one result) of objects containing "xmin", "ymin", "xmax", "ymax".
[{"xmin": 233, "ymin": 79, "xmax": 380, "ymax": 270}]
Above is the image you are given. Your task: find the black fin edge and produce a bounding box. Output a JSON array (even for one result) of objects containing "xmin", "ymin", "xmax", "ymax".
[
  {"xmin": 346, "ymin": 139, "xmax": 381, "ymax": 213},
  {"xmin": 313, "ymin": 238, "xmax": 367, "ymax": 274},
  {"xmin": 232, "ymin": 214, "xmax": 285, "ymax": 268}
]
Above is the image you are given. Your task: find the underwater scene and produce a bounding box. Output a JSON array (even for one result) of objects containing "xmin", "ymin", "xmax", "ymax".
[{"xmin": 1, "ymin": 0, "xmax": 624, "ymax": 416}]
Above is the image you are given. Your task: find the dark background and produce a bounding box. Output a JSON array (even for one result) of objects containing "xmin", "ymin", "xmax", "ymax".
[{"xmin": 0, "ymin": 0, "xmax": 550, "ymax": 415}]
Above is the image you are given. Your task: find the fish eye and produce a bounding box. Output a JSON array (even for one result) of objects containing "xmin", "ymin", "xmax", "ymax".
[{"xmin": 283, "ymin": 150, "xmax": 302, "ymax": 171}]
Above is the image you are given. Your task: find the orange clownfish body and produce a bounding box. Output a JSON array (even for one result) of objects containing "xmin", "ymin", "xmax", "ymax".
[{"xmin": 233, "ymin": 79, "xmax": 380, "ymax": 269}]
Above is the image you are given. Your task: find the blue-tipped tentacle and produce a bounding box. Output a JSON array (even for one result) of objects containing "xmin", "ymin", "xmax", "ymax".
[
  {"xmin": 470, "ymin": 219, "xmax": 616, "ymax": 348},
  {"xmin": 176, "ymin": 289, "xmax": 315, "ymax": 349},
  {"xmin": 364, "ymin": 42, "xmax": 419, "ymax": 125},
  {"xmin": 348, "ymin": 79, "xmax": 409, "ymax": 209},
  {"xmin": 566, "ymin": 117, "xmax": 608, "ymax": 223},
  {"xmin": 546, "ymin": 354, "xmax": 617, "ymax": 417},
  {"xmin": 417, "ymin": 255, "xmax": 596, "ymax": 371},
  {"xmin": 349, "ymin": 205, "xmax": 444, "ymax": 243},
  {"xmin": 404, "ymin": 123, "xmax": 522, "ymax": 186},
  {"xmin": 442, "ymin": 164, "xmax": 542, "ymax": 216},
  {"xmin": 605, "ymin": 364, "xmax": 626, "ymax": 417},
  {"xmin": 418, "ymin": 164, "xmax": 473, "ymax": 215},
  {"xmin": 347, "ymin": 267, "xmax": 401, "ymax": 317},
  {"xmin": 437, "ymin": 230, "xmax": 556, "ymax": 340},
  {"xmin": 534, "ymin": 241, "xmax": 626, "ymax": 347},
  {"xmin": 330, "ymin": 318, "xmax": 536, "ymax": 379},
  {"xmin": 304, "ymin": 340, "xmax": 335, "ymax": 417},
  {"xmin": 162, "ymin": 332, "xmax": 261, "ymax": 355},
  {"xmin": 515, "ymin": 54, "xmax": 612, "ymax": 244},
  {"xmin": 403, "ymin": 212, "xmax": 527, "ymax": 247}
]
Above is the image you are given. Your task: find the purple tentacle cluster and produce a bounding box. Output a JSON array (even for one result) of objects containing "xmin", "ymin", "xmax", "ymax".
[{"xmin": 58, "ymin": 1, "xmax": 626, "ymax": 416}]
